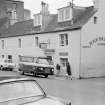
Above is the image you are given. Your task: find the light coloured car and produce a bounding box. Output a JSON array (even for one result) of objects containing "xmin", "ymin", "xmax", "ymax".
[
  {"xmin": 0, "ymin": 76, "xmax": 71, "ymax": 105},
  {"xmin": 0, "ymin": 59, "xmax": 16, "ymax": 71}
]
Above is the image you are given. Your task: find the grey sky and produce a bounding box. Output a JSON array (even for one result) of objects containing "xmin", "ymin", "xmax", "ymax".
[{"xmin": 22, "ymin": 0, "xmax": 93, "ymax": 17}]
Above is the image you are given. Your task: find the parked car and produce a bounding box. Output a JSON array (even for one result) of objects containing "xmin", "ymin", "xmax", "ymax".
[
  {"xmin": 0, "ymin": 76, "xmax": 71, "ymax": 105},
  {"xmin": 0, "ymin": 59, "xmax": 16, "ymax": 71},
  {"xmin": 18, "ymin": 55, "xmax": 54, "ymax": 78}
]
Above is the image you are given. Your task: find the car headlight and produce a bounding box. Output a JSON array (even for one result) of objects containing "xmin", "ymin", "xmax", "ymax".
[
  {"xmin": 32, "ymin": 66, "xmax": 36, "ymax": 70},
  {"xmin": 40, "ymin": 67, "xmax": 43, "ymax": 70},
  {"xmin": 66, "ymin": 102, "xmax": 71, "ymax": 105},
  {"xmin": 52, "ymin": 68, "xmax": 54, "ymax": 71}
]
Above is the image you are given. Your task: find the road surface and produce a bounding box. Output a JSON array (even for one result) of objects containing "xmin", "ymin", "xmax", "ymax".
[{"xmin": 0, "ymin": 71, "xmax": 105, "ymax": 105}]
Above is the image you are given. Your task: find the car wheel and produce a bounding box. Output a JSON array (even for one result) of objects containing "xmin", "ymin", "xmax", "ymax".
[
  {"xmin": 34, "ymin": 72, "xmax": 37, "ymax": 77},
  {"xmin": 21, "ymin": 71, "xmax": 24, "ymax": 75},
  {"xmin": 0, "ymin": 66, "xmax": 3, "ymax": 70},
  {"xmin": 44, "ymin": 74, "xmax": 48, "ymax": 78},
  {"xmin": 2, "ymin": 68, "xmax": 6, "ymax": 71},
  {"xmin": 9, "ymin": 68, "xmax": 13, "ymax": 71}
]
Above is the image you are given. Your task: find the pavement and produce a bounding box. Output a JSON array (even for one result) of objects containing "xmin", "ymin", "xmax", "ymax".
[
  {"xmin": 48, "ymin": 75, "xmax": 73, "ymax": 80},
  {"xmin": 0, "ymin": 70, "xmax": 105, "ymax": 81}
]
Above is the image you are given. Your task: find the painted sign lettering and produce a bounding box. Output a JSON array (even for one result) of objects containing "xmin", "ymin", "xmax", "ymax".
[{"xmin": 89, "ymin": 37, "xmax": 105, "ymax": 47}]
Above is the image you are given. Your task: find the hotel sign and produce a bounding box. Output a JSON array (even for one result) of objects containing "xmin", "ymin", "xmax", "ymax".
[
  {"xmin": 83, "ymin": 37, "xmax": 105, "ymax": 48},
  {"xmin": 89, "ymin": 37, "xmax": 105, "ymax": 47}
]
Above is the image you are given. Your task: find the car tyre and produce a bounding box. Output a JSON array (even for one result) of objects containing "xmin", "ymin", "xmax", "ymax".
[
  {"xmin": 34, "ymin": 72, "xmax": 37, "ymax": 77},
  {"xmin": 21, "ymin": 71, "xmax": 24, "ymax": 75},
  {"xmin": 44, "ymin": 74, "xmax": 48, "ymax": 78},
  {"xmin": 9, "ymin": 68, "xmax": 13, "ymax": 71}
]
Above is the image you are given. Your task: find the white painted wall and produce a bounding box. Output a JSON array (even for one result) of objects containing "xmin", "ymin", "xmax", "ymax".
[
  {"xmin": 34, "ymin": 30, "xmax": 81, "ymax": 78},
  {"xmin": 0, "ymin": 35, "xmax": 46, "ymax": 64},
  {"xmin": 0, "ymin": 29, "xmax": 81, "ymax": 78},
  {"xmin": 81, "ymin": 0, "xmax": 105, "ymax": 78}
]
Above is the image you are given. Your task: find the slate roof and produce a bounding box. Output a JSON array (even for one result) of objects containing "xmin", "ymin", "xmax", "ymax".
[
  {"xmin": 0, "ymin": 6, "xmax": 97, "ymax": 38},
  {"xmin": 0, "ymin": 17, "xmax": 8, "ymax": 35},
  {"xmin": 0, "ymin": 17, "xmax": 8, "ymax": 28},
  {"xmin": 44, "ymin": 6, "xmax": 97, "ymax": 32},
  {"xmin": 74, "ymin": 6, "xmax": 97, "ymax": 26},
  {"xmin": 0, "ymin": 19, "xmax": 34, "ymax": 37}
]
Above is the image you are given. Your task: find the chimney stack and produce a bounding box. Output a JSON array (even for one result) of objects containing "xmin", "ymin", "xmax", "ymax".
[
  {"xmin": 93, "ymin": 0, "xmax": 99, "ymax": 9},
  {"xmin": 41, "ymin": 1, "xmax": 49, "ymax": 15}
]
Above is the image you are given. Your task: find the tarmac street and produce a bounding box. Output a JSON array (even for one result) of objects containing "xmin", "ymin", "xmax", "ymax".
[{"xmin": 0, "ymin": 71, "xmax": 105, "ymax": 105}]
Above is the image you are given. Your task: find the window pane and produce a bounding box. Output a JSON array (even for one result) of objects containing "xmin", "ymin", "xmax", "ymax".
[
  {"xmin": 60, "ymin": 34, "xmax": 64, "ymax": 46},
  {"xmin": 35, "ymin": 37, "xmax": 39, "ymax": 47},
  {"xmin": 2, "ymin": 40, "xmax": 4, "ymax": 49},
  {"xmin": 94, "ymin": 16, "xmax": 97, "ymax": 24},
  {"xmin": 59, "ymin": 34, "xmax": 68, "ymax": 46},
  {"xmin": 65, "ymin": 34, "xmax": 68, "ymax": 45},
  {"xmin": 18, "ymin": 39, "xmax": 21, "ymax": 48},
  {"xmin": 38, "ymin": 58, "xmax": 49, "ymax": 64},
  {"xmin": 65, "ymin": 8, "xmax": 70, "ymax": 20},
  {"xmin": 59, "ymin": 10, "xmax": 64, "ymax": 21}
]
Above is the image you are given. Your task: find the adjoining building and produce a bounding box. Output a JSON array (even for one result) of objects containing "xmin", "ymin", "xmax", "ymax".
[
  {"xmin": 0, "ymin": 0, "xmax": 24, "ymax": 25},
  {"xmin": 0, "ymin": 0, "xmax": 105, "ymax": 78},
  {"xmin": 0, "ymin": 0, "xmax": 24, "ymax": 35}
]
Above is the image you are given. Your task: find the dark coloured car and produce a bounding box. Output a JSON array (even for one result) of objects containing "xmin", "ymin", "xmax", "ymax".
[
  {"xmin": 0, "ymin": 76, "xmax": 71, "ymax": 105},
  {"xmin": 18, "ymin": 56, "xmax": 54, "ymax": 78}
]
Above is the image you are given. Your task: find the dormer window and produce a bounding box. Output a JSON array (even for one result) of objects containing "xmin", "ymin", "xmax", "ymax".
[
  {"xmin": 65, "ymin": 7, "xmax": 71, "ymax": 20},
  {"xmin": 58, "ymin": 9, "xmax": 64, "ymax": 21},
  {"xmin": 34, "ymin": 14, "xmax": 42, "ymax": 26},
  {"xmin": 7, "ymin": 3, "xmax": 17, "ymax": 25},
  {"xmin": 58, "ymin": 6, "xmax": 72, "ymax": 22}
]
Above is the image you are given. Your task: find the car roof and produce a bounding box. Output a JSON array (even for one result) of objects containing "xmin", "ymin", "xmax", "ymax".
[{"xmin": 0, "ymin": 76, "xmax": 34, "ymax": 84}]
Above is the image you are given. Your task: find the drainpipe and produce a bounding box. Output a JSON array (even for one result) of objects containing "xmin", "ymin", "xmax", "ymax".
[
  {"xmin": 71, "ymin": 0, "xmax": 74, "ymax": 24},
  {"xmin": 79, "ymin": 28, "xmax": 82, "ymax": 79}
]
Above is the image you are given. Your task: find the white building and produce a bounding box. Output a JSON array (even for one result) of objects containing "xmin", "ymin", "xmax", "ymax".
[
  {"xmin": 80, "ymin": 0, "xmax": 105, "ymax": 78},
  {"xmin": 0, "ymin": 0, "xmax": 105, "ymax": 78}
]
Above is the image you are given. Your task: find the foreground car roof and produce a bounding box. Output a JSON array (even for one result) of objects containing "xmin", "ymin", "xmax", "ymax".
[{"xmin": 0, "ymin": 76, "xmax": 33, "ymax": 84}]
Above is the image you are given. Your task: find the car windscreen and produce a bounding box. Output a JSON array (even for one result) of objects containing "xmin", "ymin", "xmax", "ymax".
[
  {"xmin": 0, "ymin": 81, "xmax": 44, "ymax": 102},
  {"xmin": 36, "ymin": 58, "xmax": 49, "ymax": 65}
]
